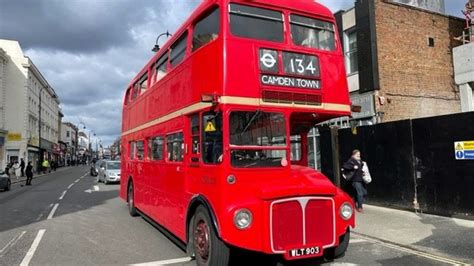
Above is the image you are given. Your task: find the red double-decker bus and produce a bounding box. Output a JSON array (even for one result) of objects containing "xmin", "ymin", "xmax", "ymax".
[{"xmin": 120, "ymin": 0, "xmax": 355, "ymax": 264}]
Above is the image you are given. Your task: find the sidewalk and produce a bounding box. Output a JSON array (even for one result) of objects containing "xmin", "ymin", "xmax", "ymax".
[
  {"xmin": 354, "ymin": 204, "xmax": 474, "ymax": 263},
  {"xmin": 10, "ymin": 166, "xmax": 78, "ymax": 185}
]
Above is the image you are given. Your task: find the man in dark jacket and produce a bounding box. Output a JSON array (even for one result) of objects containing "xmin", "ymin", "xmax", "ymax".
[
  {"xmin": 20, "ymin": 158, "xmax": 25, "ymax": 177},
  {"xmin": 25, "ymin": 161, "xmax": 33, "ymax": 186},
  {"xmin": 343, "ymin": 149, "xmax": 367, "ymax": 212}
]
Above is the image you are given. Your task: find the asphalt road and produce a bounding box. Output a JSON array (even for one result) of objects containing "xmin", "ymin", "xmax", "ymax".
[{"xmin": 0, "ymin": 166, "xmax": 459, "ymax": 265}]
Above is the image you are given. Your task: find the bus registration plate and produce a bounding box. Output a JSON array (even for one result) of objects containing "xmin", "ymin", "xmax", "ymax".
[{"xmin": 286, "ymin": 246, "xmax": 321, "ymax": 260}]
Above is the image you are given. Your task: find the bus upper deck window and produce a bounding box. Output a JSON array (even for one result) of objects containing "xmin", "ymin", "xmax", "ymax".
[
  {"xmin": 154, "ymin": 54, "xmax": 168, "ymax": 82},
  {"xmin": 170, "ymin": 31, "xmax": 188, "ymax": 68},
  {"xmin": 290, "ymin": 14, "xmax": 336, "ymax": 51},
  {"xmin": 193, "ymin": 7, "xmax": 220, "ymax": 51},
  {"xmin": 139, "ymin": 75, "xmax": 147, "ymax": 95},
  {"xmin": 229, "ymin": 3, "xmax": 283, "ymax": 42}
]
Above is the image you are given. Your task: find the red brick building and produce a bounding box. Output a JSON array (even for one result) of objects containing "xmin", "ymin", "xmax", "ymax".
[{"xmin": 334, "ymin": 0, "xmax": 465, "ymax": 124}]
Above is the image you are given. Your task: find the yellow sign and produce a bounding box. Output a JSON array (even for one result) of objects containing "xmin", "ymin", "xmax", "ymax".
[
  {"xmin": 454, "ymin": 140, "xmax": 474, "ymax": 160},
  {"xmin": 7, "ymin": 133, "xmax": 22, "ymax": 141},
  {"xmin": 204, "ymin": 121, "xmax": 216, "ymax": 132}
]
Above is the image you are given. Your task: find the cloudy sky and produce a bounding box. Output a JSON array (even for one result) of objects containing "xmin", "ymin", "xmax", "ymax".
[{"xmin": 0, "ymin": 0, "xmax": 466, "ymax": 146}]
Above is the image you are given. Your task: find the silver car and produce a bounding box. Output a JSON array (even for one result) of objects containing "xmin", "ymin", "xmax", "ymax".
[{"xmin": 97, "ymin": 160, "xmax": 121, "ymax": 185}]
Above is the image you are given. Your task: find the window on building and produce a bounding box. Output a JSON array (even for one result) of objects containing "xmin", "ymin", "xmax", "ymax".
[
  {"xmin": 192, "ymin": 7, "xmax": 220, "ymax": 51},
  {"xmin": 229, "ymin": 3, "xmax": 284, "ymax": 42},
  {"xmin": 345, "ymin": 30, "xmax": 358, "ymax": 74},
  {"xmin": 167, "ymin": 132, "xmax": 184, "ymax": 162},
  {"xmin": 170, "ymin": 32, "xmax": 188, "ymax": 68},
  {"xmin": 290, "ymin": 14, "xmax": 336, "ymax": 51},
  {"xmin": 148, "ymin": 136, "xmax": 164, "ymax": 160},
  {"xmin": 66, "ymin": 131, "xmax": 70, "ymax": 138},
  {"xmin": 136, "ymin": 140, "xmax": 144, "ymax": 160},
  {"xmin": 154, "ymin": 54, "xmax": 168, "ymax": 82}
]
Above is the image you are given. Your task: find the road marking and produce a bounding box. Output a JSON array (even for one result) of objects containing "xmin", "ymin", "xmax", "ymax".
[
  {"xmin": 349, "ymin": 238, "xmax": 367, "ymax": 244},
  {"xmin": 130, "ymin": 257, "xmax": 193, "ymax": 266},
  {"xmin": 84, "ymin": 185, "xmax": 100, "ymax": 194},
  {"xmin": 67, "ymin": 183, "xmax": 74, "ymax": 189},
  {"xmin": 74, "ymin": 179, "xmax": 80, "ymax": 183},
  {"xmin": 47, "ymin": 203, "xmax": 59, "ymax": 220},
  {"xmin": 0, "ymin": 231, "xmax": 26, "ymax": 256},
  {"xmin": 353, "ymin": 233, "xmax": 466, "ymax": 265},
  {"xmin": 20, "ymin": 229, "xmax": 45, "ymax": 266},
  {"xmin": 58, "ymin": 190, "xmax": 67, "ymax": 200},
  {"xmin": 35, "ymin": 213, "xmax": 44, "ymax": 221}
]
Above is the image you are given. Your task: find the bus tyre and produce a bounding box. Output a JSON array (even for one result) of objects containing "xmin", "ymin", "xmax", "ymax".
[
  {"xmin": 127, "ymin": 181, "xmax": 138, "ymax": 217},
  {"xmin": 192, "ymin": 206, "xmax": 229, "ymax": 266},
  {"xmin": 326, "ymin": 229, "xmax": 350, "ymax": 260}
]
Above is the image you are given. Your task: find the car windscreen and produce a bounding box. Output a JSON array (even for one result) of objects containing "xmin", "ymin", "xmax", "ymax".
[
  {"xmin": 290, "ymin": 14, "xmax": 336, "ymax": 51},
  {"xmin": 107, "ymin": 162, "xmax": 121, "ymax": 170},
  {"xmin": 229, "ymin": 3, "xmax": 284, "ymax": 42}
]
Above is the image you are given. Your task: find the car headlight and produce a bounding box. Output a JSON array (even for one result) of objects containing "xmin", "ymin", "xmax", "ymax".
[
  {"xmin": 339, "ymin": 203, "xmax": 353, "ymax": 220},
  {"xmin": 233, "ymin": 209, "xmax": 252, "ymax": 229}
]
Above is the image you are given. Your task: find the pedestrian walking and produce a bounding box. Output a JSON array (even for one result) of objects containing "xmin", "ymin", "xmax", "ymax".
[
  {"xmin": 51, "ymin": 160, "xmax": 57, "ymax": 171},
  {"xmin": 25, "ymin": 161, "xmax": 33, "ymax": 186},
  {"xmin": 11, "ymin": 161, "xmax": 20, "ymax": 180},
  {"xmin": 342, "ymin": 149, "xmax": 367, "ymax": 212},
  {"xmin": 5, "ymin": 162, "xmax": 11, "ymax": 177},
  {"xmin": 42, "ymin": 159, "xmax": 50, "ymax": 174},
  {"xmin": 20, "ymin": 158, "xmax": 25, "ymax": 177}
]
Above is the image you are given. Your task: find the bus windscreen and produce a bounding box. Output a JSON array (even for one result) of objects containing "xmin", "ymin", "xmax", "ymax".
[{"xmin": 290, "ymin": 14, "xmax": 336, "ymax": 51}]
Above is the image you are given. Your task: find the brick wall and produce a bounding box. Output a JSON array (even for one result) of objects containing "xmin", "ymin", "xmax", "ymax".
[{"xmin": 374, "ymin": 0, "xmax": 464, "ymax": 122}]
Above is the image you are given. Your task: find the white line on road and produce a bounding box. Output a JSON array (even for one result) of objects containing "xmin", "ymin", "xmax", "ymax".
[
  {"xmin": 130, "ymin": 257, "xmax": 193, "ymax": 266},
  {"xmin": 67, "ymin": 183, "xmax": 74, "ymax": 189},
  {"xmin": 74, "ymin": 179, "xmax": 80, "ymax": 183},
  {"xmin": 0, "ymin": 231, "xmax": 26, "ymax": 256},
  {"xmin": 20, "ymin": 229, "xmax": 45, "ymax": 266},
  {"xmin": 349, "ymin": 238, "xmax": 368, "ymax": 244},
  {"xmin": 47, "ymin": 203, "xmax": 59, "ymax": 220},
  {"xmin": 58, "ymin": 190, "xmax": 67, "ymax": 200},
  {"xmin": 93, "ymin": 185, "xmax": 99, "ymax": 191}
]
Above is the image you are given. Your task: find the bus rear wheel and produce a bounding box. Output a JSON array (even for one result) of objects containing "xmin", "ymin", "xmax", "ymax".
[
  {"xmin": 192, "ymin": 206, "xmax": 229, "ymax": 266},
  {"xmin": 127, "ymin": 181, "xmax": 138, "ymax": 217}
]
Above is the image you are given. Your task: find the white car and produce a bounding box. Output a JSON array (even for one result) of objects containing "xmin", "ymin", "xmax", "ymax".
[{"xmin": 97, "ymin": 160, "xmax": 121, "ymax": 185}]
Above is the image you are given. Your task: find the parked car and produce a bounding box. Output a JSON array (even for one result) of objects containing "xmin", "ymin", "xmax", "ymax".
[
  {"xmin": 0, "ymin": 171, "xmax": 11, "ymax": 191},
  {"xmin": 97, "ymin": 160, "xmax": 121, "ymax": 184},
  {"xmin": 90, "ymin": 160, "xmax": 101, "ymax": 176}
]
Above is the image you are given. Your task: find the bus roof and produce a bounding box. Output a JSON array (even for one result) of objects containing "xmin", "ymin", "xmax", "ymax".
[{"xmin": 127, "ymin": 0, "xmax": 335, "ymax": 88}]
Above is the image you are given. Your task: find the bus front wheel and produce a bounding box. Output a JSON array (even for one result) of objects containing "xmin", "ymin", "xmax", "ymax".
[
  {"xmin": 191, "ymin": 206, "xmax": 229, "ymax": 266},
  {"xmin": 127, "ymin": 181, "xmax": 138, "ymax": 217}
]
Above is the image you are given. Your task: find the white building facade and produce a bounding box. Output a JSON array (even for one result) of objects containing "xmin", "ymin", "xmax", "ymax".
[
  {"xmin": 60, "ymin": 122, "xmax": 78, "ymax": 163},
  {"xmin": 0, "ymin": 39, "xmax": 61, "ymax": 171}
]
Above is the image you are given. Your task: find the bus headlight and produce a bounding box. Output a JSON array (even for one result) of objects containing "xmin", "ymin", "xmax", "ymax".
[
  {"xmin": 339, "ymin": 203, "xmax": 353, "ymax": 220},
  {"xmin": 234, "ymin": 209, "xmax": 252, "ymax": 229}
]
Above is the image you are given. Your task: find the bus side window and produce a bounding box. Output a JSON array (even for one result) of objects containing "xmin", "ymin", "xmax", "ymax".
[
  {"xmin": 132, "ymin": 83, "xmax": 139, "ymax": 99},
  {"xmin": 170, "ymin": 31, "xmax": 188, "ymax": 68},
  {"xmin": 192, "ymin": 7, "xmax": 220, "ymax": 52},
  {"xmin": 148, "ymin": 136, "xmax": 164, "ymax": 160},
  {"xmin": 202, "ymin": 112, "xmax": 222, "ymax": 164},
  {"xmin": 136, "ymin": 140, "xmax": 144, "ymax": 160},
  {"xmin": 154, "ymin": 54, "xmax": 168, "ymax": 83},
  {"xmin": 167, "ymin": 132, "xmax": 184, "ymax": 162},
  {"xmin": 124, "ymin": 87, "xmax": 131, "ymax": 105},
  {"xmin": 130, "ymin": 141, "xmax": 136, "ymax": 160},
  {"xmin": 139, "ymin": 74, "xmax": 147, "ymax": 95},
  {"xmin": 191, "ymin": 114, "xmax": 200, "ymax": 154}
]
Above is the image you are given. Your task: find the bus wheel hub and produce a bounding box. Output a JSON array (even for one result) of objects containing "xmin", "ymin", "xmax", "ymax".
[{"xmin": 194, "ymin": 220, "xmax": 210, "ymax": 261}]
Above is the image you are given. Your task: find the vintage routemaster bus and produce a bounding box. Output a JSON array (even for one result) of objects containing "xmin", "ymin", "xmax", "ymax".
[{"xmin": 120, "ymin": 0, "xmax": 355, "ymax": 264}]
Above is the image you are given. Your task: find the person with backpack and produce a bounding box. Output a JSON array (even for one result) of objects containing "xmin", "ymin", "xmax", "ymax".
[{"xmin": 342, "ymin": 149, "xmax": 369, "ymax": 212}]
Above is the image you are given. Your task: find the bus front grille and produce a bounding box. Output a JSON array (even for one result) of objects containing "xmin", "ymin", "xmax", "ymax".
[{"xmin": 270, "ymin": 197, "xmax": 336, "ymax": 253}]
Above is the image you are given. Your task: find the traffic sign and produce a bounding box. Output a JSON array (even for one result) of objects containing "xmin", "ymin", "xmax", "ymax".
[{"xmin": 454, "ymin": 141, "xmax": 474, "ymax": 160}]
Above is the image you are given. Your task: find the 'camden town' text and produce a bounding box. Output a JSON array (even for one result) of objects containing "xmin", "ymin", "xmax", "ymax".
[{"xmin": 260, "ymin": 74, "xmax": 320, "ymax": 89}]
